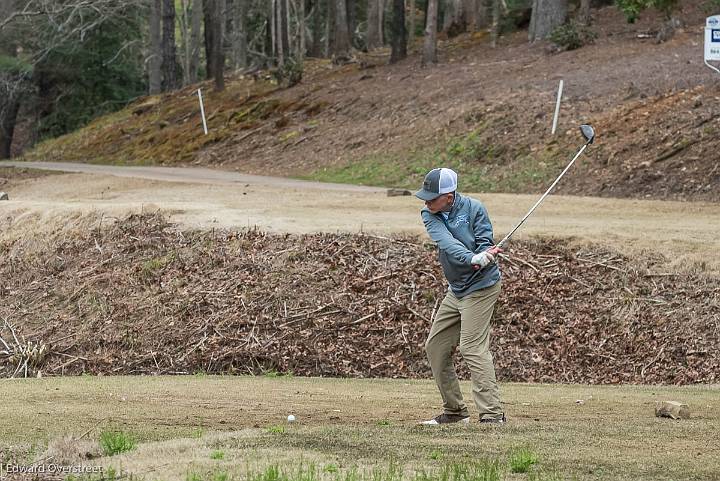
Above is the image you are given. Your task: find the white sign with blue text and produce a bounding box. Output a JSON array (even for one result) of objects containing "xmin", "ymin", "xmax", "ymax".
[{"xmin": 705, "ymin": 15, "xmax": 720, "ymax": 62}]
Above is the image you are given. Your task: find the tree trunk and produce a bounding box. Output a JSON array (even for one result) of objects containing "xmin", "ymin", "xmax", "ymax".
[
  {"xmin": 408, "ymin": 0, "xmax": 415, "ymax": 40},
  {"xmin": 578, "ymin": 0, "xmax": 590, "ymax": 25},
  {"xmin": 367, "ymin": 0, "xmax": 382, "ymax": 50},
  {"xmin": 149, "ymin": 0, "xmax": 162, "ymax": 94},
  {"xmin": 443, "ymin": 0, "xmax": 465, "ymax": 37},
  {"xmin": 491, "ymin": 0, "xmax": 500, "ymax": 46},
  {"xmin": 161, "ymin": 0, "xmax": 179, "ymax": 91},
  {"xmin": 212, "ymin": 0, "xmax": 226, "ymax": 90},
  {"xmin": 346, "ymin": 0, "xmax": 357, "ymax": 45},
  {"xmin": 296, "ymin": 0, "xmax": 306, "ymax": 58},
  {"xmin": 286, "ymin": 0, "xmax": 293, "ymax": 57},
  {"xmin": 325, "ymin": 0, "xmax": 335, "ymax": 57},
  {"xmin": 225, "ymin": 0, "xmax": 247, "ymax": 70},
  {"xmin": 467, "ymin": 0, "xmax": 490, "ymax": 31},
  {"xmin": 204, "ymin": 0, "xmax": 215, "ymax": 76},
  {"xmin": 204, "ymin": 0, "xmax": 224, "ymax": 89},
  {"xmin": 422, "ymin": 0, "xmax": 428, "ymax": 36},
  {"xmin": 189, "ymin": 0, "xmax": 202, "ymax": 82},
  {"xmin": 310, "ymin": 0, "xmax": 324, "ymax": 57},
  {"xmin": 34, "ymin": 65, "xmax": 54, "ymax": 143},
  {"xmin": 529, "ymin": 0, "xmax": 567, "ymax": 42},
  {"xmin": 0, "ymin": 0, "xmax": 21, "ymax": 159},
  {"xmin": 264, "ymin": 4, "xmax": 274, "ymax": 59},
  {"xmin": 274, "ymin": 0, "xmax": 281, "ymax": 65},
  {"xmin": 422, "ymin": 0, "xmax": 438, "ymax": 65},
  {"xmin": 389, "ymin": 0, "xmax": 406, "ymax": 63},
  {"xmin": 179, "ymin": 0, "xmax": 191, "ymax": 85},
  {"xmin": 464, "ymin": 0, "xmax": 476, "ymax": 31},
  {"xmin": 378, "ymin": 0, "xmax": 385, "ymax": 46},
  {"xmin": 279, "ymin": 0, "xmax": 290, "ymax": 65},
  {"xmin": 270, "ymin": 0, "xmax": 277, "ymax": 58},
  {"xmin": 332, "ymin": 0, "xmax": 351, "ymax": 57},
  {"xmin": 273, "ymin": 0, "xmax": 290, "ymax": 66},
  {"xmin": 477, "ymin": 0, "xmax": 491, "ymax": 30},
  {"xmin": 275, "ymin": 0, "xmax": 283, "ymax": 65},
  {"xmin": 0, "ymin": 98, "xmax": 20, "ymax": 159}
]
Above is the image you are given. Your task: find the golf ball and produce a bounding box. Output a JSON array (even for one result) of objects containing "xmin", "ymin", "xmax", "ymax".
[{"xmin": 287, "ymin": 414, "xmax": 296, "ymax": 422}]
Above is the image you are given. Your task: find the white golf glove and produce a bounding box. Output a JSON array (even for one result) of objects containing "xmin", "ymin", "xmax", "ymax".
[{"xmin": 471, "ymin": 251, "xmax": 495, "ymax": 268}]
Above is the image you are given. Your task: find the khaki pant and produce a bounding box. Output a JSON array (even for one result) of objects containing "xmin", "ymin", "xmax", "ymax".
[{"xmin": 425, "ymin": 281, "xmax": 503, "ymax": 420}]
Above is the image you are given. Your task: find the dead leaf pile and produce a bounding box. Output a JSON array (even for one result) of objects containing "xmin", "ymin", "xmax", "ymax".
[{"xmin": 1, "ymin": 214, "xmax": 717, "ymax": 384}]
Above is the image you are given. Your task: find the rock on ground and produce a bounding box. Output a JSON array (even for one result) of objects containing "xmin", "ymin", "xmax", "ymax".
[{"xmin": 655, "ymin": 401, "xmax": 691, "ymax": 419}]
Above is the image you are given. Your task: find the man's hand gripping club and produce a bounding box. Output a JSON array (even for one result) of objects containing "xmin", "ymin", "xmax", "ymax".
[{"xmin": 471, "ymin": 246, "xmax": 503, "ymax": 270}]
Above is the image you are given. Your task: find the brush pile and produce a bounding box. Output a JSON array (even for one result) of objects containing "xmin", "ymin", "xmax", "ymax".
[{"xmin": 1, "ymin": 214, "xmax": 718, "ymax": 384}]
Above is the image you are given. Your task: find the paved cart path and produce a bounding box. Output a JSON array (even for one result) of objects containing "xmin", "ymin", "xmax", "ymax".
[{"xmin": 2, "ymin": 161, "xmax": 719, "ymax": 273}]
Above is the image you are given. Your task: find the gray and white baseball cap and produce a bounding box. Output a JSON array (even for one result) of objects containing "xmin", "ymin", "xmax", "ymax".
[{"xmin": 415, "ymin": 168, "xmax": 458, "ymax": 201}]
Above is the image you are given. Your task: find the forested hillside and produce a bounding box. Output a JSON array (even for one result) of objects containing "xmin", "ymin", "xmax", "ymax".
[{"xmin": 3, "ymin": 0, "xmax": 719, "ymax": 200}]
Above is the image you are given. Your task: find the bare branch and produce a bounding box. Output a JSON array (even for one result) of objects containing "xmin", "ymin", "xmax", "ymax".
[{"xmin": 103, "ymin": 39, "xmax": 141, "ymax": 66}]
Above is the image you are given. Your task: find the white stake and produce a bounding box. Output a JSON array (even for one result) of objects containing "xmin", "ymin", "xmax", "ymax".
[
  {"xmin": 197, "ymin": 88, "xmax": 208, "ymax": 135},
  {"xmin": 551, "ymin": 79, "xmax": 564, "ymax": 136}
]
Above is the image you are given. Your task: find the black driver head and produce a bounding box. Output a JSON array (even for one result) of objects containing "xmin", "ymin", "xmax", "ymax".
[{"xmin": 580, "ymin": 124, "xmax": 595, "ymax": 144}]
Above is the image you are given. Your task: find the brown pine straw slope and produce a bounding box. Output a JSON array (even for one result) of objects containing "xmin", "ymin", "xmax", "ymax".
[
  {"xmin": 1, "ymin": 213, "xmax": 718, "ymax": 383},
  {"xmin": 20, "ymin": 4, "xmax": 720, "ymax": 203}
]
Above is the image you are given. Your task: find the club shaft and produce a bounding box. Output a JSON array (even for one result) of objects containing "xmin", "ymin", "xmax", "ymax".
[{"xmin": 497, "ymin": 142, "xmax": 589, "ymax": 248}]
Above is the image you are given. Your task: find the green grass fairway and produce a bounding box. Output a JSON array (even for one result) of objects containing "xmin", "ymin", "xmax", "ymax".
[{"xmin": 1, "ymin": 376, "xmax": 718, "ymax": 481}]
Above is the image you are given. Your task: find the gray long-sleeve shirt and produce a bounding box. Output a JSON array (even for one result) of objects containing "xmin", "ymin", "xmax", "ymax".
[{"xmin": 421, "ymin": 193, "xmax": 501, "ymax": 298}]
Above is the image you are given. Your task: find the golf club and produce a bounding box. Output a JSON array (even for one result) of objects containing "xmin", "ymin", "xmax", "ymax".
[{"xmin": 495, "ymin": 124, "xmax": 595, "ymax": 249}]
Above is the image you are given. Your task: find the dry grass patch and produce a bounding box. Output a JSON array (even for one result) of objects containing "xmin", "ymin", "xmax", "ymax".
[
  {"xmin": 43, "ymin": 435, "xmax": 101, "ymax": 466},
  {"xmin": 0, "ymin": 377, "xmax": 718, "ymax": 481}
]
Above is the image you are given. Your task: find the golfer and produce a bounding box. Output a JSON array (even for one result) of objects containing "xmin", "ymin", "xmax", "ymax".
[{"xmin": 415, "ymin": 167, "xmax": 505, "ymax": 424}]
